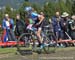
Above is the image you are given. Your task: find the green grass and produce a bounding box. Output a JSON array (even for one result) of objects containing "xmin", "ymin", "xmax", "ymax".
[
  {"xmin": 0, "ymin": 48, "xmax": 17, "ymax": 54},
  {"xmin": 0, "ymin": 47, "xmax": 75, "ymax": 54},
  {"xmin": 56, "ymin": 47, "xmax": 75, "ymax": 52}
]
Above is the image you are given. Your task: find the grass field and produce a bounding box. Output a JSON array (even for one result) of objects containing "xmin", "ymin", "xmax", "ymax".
[{"xmin": 0, "ymin": 47, "xmax": 75, "ymax": 60}]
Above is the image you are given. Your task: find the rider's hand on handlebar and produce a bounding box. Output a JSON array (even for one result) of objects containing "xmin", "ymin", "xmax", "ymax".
[{"xmin": 36, "ymin": 23, "xmax": 40, "ymax": 25}]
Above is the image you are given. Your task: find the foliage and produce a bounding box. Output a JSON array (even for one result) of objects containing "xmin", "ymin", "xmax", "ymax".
[
  {"xmin": 72, "ymin": 1, "xmax": 75, "ymax": 14},
  {"xmin": 18, "ymin": 2, "xmax": 31, "ymax": 20},
  {"xmin": 43, "ymin": 2, "xmax": 55, "ymax": 18},
  {"xmin": 31, "ymin": 3, "xmax": 42, "ymax": 13},
  {"xmin": 0, "ymin": 0, "xmax": 74, "ymax": 23},
  {"xmin": 65, "ymin": 0, "xmax": 72, "ymax": 15}
]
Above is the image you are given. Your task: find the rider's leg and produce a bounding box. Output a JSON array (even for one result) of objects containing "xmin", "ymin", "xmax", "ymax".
[
  {"xmin": 36, "ymin": 28, "xmax": 44, "ymax": 48},
  {"xmin": 36, "ymin": 28, "xmax": 43, "ymax": 44}
]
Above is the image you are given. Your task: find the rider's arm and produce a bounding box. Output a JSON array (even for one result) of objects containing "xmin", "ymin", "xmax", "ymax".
[{"xmin": 37, "ymin": 19, "xmax": 43, "ymax": 25}]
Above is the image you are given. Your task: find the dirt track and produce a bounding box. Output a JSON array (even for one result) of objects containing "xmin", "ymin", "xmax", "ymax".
[{"xmin": 0, "ymin": 47, "xmax": 75, "ymax": 60}]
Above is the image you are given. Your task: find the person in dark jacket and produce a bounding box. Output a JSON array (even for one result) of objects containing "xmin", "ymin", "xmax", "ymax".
[
  {"xmin": 48, "ymin": 19, "xmax": 56, "ymax": 41},
  {"xmin": 52, "ymin": 12, "xmax": 63, "ymax": 41},
  {"xmin": 61, "ymin": 12, "xmax": 70, "ymax": 39},
  {"xmin": 69, "ymin": 15, "xmax": 75, "ymax": 40},
  {"xmin": 15, "ymin": 14, "xmax": 26, "ymax": 36}
]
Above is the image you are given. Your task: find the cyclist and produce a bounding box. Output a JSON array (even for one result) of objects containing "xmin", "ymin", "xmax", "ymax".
[
  {"xmin": 32, "ymin": 14, "xmax": 49, "ymax": 49},
  {"xmin": 26, "ymin": 8, "xmax": 48, "ymax": 48}
]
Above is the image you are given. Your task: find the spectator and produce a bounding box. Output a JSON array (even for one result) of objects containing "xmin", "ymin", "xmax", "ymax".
[
  {"xmin": 2, "ymin": 14, "xmax": 16, "ymax": 42},
  {"xmin": 15, "ymin": 14, "xmax": 26, "ymax": 36},
  {"xmin": 48, "ymin": 19, "xmax": 56, "ymax": 41},
  {"xmin": 52, "ymin": 12, "xmax": 62, "ymax": 41},
  {"xmin": 61, "ymin": 12, "xmax": 70, "ymax": 39},
  {"xmin": 69, "ymin": 15, "xmax": 75, "ymax": 40}
]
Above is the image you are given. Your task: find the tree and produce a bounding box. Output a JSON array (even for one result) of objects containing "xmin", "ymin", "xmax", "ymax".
[
  {"xmin": 19, "ymin": 2, "xmax": 31, "ymax": 20},
  {"xmin": 72, "ymin": 1, "xmax": 75, "ymax": 14},
  {"xmin": 31, "ymin": 3, "xmax": 42, "ymax": 13},
  {"xmin": 43, "ymin": 2, "xmax": 55, "ymax": 18},
  {"xmin": 0, "ymin": 11, "xmax": 3, "ymax": 24},
  {"xmin": 54, "ymin": 2, "xmax": 61, "ymax": 13},
  {"xmin": 66, "ymin": 0, "xmax": 72, "ymax": 15},
  {"xmin": 24, "ymin": 0, "xmax": 29, "ymax": 2},
  {"xmin": 59, "ymin": 0, "xmax": 69, "ymax": 13},
  {"xmin": 5, "ymin": 5, "xmax": 11, "ymax": 16}
]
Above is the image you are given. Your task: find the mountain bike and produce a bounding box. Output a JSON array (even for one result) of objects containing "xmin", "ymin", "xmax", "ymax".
[{"xmin": 17, "ymin": 25, "xmax": 56, "ymax": 54}]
